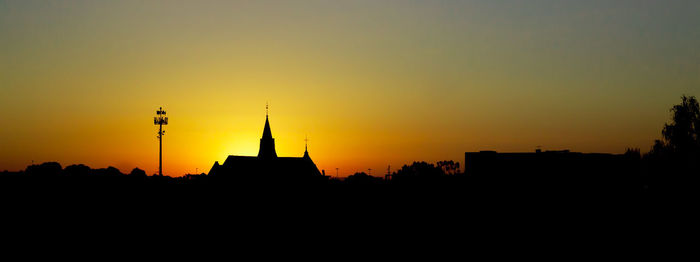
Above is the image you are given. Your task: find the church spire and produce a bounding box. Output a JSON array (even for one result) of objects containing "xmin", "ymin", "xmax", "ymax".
[
  {"xmin": 258, "ymin": 104, "xmax": 277, "ymax": 159},
  {"xmin": 262, "ymin": 114, "xmax": 273, "ymax": 140},
  {"xmin": 303, "ymin": 135, "xmax": 310, "ymax": 159}
]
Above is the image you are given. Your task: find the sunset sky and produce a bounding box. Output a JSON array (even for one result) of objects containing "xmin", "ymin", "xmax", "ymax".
[{"xmin": 1, "ymin": 0, "xmax": 699, "ymax": 176}]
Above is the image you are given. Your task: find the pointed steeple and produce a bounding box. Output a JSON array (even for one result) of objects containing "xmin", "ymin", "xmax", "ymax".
[
  {"xmin": 303, "ymin": 135, "xmax": 310, "ymax": 159},
  {"xmin": 258, "ymin": 104, "xmax": 277, "ymax": 159},
  {"xmin": 262, "ymin": 115, "xmax": 273, "ymax": 140}
]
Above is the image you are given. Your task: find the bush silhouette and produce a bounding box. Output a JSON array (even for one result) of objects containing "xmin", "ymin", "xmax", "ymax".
[
  {"xmin": 129, "ymin": 168, "xmax": 147, "ymax": 178},
  {"xmin": 26, "ymin": 162, "xmax": 62, "ymax": 177},
  {"xmin": 65, "ymin": 164, "xmax": 91, "ymax": 177}
]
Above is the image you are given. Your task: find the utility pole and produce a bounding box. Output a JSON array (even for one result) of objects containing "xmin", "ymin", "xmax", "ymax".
[
  {"xmin": 385, "ymin": 165, "xmax": 391, "ymax": 181},
  {"xmin": 154, "ymin": 107, "xmax": 168, "ymax": 176}
]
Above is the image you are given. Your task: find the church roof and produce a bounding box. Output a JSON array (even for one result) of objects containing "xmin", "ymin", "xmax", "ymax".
[{"xmin": 214, "ymin": 155, "xmax": 322, "ymax": 177}]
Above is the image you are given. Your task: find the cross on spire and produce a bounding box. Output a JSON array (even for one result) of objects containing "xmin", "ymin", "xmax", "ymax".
[
  {"xmin": 266, "ymin": 102, "xmax": 269, "ymax": 118},
  {"xmin": 302, "ymin": 134, "xmax": 311, "ymax": 159}
]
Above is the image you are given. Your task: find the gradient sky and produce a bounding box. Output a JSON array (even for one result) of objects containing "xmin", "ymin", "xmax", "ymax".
[{"xmin": 1, "ymin": 0, "xmax": 699, "ymax": 176}]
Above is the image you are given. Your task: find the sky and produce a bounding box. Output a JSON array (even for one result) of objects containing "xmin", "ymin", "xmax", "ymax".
[{"xmin": 1, "ymin": 0, "xmax": 699, "ymax": 176}]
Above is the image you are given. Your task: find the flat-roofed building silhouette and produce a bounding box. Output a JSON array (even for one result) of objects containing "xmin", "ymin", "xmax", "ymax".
[
  {"xmin": 465, "ymin": 150, "xmax": 630, "ymax": 175},
  {"xmin": 463, "ymin": 150, "xmax": 638, "ymax": 188}
]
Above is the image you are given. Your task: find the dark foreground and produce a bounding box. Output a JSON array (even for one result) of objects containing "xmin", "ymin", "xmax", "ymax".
[{"xmin": 3, "ymin": 164, "xmax": 693, "ymax": 256}]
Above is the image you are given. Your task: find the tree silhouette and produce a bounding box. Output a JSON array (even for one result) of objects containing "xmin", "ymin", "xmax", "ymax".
[
  {"xmin": 645, "ymin": 95, "xmax": 700, "ymax": 192},
  {"xmin": 661, "ymin": 95, "xmax": 700, "ymax": 155},
  {"xmin": 624, "ymin": 148, "xmax": 641, "ymax": 159},
  {"xmin": 437, "ymin": 160, "xmax": 460, "ymax": 175},
  {"xmin": 26, "ymin": 162, "xmax": 62, "ymax": 177},
  {"xmin": 345, "ymin": 172, "xmax": 382, "ymax": 185},
  {"xmin": 649, "ymin": 95, "xmax": 700, "ymax": 164},
  {"xmin": 129, "ymin": 168, "xmax": 147, "ymax": 178},
  {"xmin": 65, "ymin": 164, "xmax": 91, "ymax": 177},
  {"xmin": 392, "ymin": 161, "xmax": 446, "ymax": 184}
]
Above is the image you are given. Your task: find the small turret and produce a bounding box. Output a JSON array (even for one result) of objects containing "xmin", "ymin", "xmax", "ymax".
[{"xmin": 303, "ymin": 135, "xmax": 310, "ymax": 159}]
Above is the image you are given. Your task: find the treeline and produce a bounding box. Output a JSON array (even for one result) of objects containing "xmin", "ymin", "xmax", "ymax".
[{"xmin": 0, "ymin": 162, "xmax": 189, "ymax": 186}]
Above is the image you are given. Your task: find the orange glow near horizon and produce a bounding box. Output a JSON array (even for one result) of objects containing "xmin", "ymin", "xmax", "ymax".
[{"xmin": 1, "ymin": 1, "xmax": 699, "ymax": 176}]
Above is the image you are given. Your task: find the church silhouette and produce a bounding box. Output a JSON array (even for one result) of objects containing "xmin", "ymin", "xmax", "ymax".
[{"xmin": 207, "ymin": 111, "xmax": 324, "ymax": 181}]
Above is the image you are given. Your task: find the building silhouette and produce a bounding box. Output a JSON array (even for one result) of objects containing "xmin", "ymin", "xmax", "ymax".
[
  {"xmin": 462, "ymin": 149, "xmax": 641, "ymax": 192},
  {"xmin": 207, "ymin": 113, "xmax": 324, "ymax": 181},
  {"xmin": 464, "ymin": 149, "xmax": 630, "ymax": 177}
]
